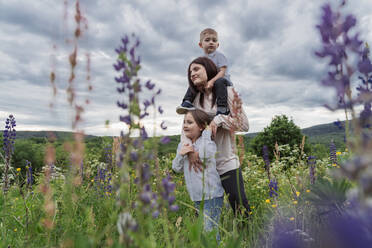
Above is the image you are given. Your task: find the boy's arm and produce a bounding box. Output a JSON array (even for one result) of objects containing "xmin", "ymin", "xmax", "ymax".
[{"xmin": 206, "ymin": 67, "xmax": 226, "ymax": 90}]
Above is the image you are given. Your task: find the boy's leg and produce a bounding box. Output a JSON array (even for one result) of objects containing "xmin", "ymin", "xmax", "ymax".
[
  {"xmin": 176, "ymin": 87, "xmax": 196, "ymax": 114},
  {"xmin": 214, "ymin": 78, "xmax": 231, "ymax": 115},
  {"xmin": 183, "ymin": 87, "xmax": 196, "ymax": 104},
  {"xmin": 220, "ymin": 168, "xmax": 251, "ymax": 217}
]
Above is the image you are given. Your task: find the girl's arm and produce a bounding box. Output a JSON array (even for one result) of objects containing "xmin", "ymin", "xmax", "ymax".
[
  {"xmin": 180, "ymin": 123, "xmax": 203, "ymax": 172},
  {"xmin": 212, "ymin": 87, "xmax": 249, "ymax": 132},
  {"xmin": 198, "ymin": 129, "xmax": 217, "ymax": 163},
  {"xmin": 180, "ymin": 124, "xmax": 192, "ymax": 145},
  {"xmin": 172, "ymin": 142, "xmax": 188, "ymax": 173}
]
